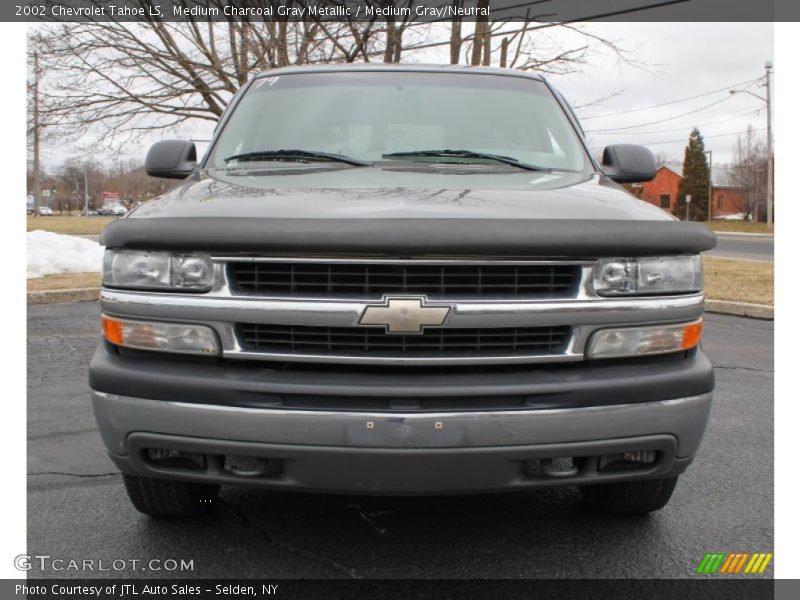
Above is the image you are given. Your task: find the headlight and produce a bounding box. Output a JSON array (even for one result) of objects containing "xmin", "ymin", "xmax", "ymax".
[
  {"xmin": 103, "ymin": 250, "xmax": 214, "ymax": 291},
  {"xmin": 592, "ymin": 255, "xmax": 702, "ymax": 296},
  {"xmin": 587, "ymin": 320, "xmax": 703, "ymax": 359},
  {"xmin": 102, "ymin": 314, "xmax": 219, "ymax": 355}
]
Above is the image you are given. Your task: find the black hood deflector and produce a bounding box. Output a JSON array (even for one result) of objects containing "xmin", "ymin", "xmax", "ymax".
[{"xmin": 101, "ymin": 218, "xmax": 716, "ymax": 257}]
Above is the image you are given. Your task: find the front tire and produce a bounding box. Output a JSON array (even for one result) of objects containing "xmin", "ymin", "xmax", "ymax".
[
  {"xmin": 122, "ymin": 474, "xmax": 220, "ymax": 518},
  {"xmin": 581, "ymin": 476, "xmax": 678, "ymax": 515}
]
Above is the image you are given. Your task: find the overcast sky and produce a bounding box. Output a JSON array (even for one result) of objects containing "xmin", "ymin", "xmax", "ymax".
[
  {"xmin": 552, "ymin": 22, "xmax": 774, "ymax": 166},
  {"xmin": 39, "ymin": 21, "xmax": 773, "ymax": 170},
  {"xmin": 421, "ymin": 21, "xmax": 774, "ymax": 167}
]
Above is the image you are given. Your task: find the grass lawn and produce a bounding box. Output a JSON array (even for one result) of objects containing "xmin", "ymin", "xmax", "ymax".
[
  {"xmin": 705, "ymin": 221, "xmax": 773, "ymax": 234},
  {"xmin": 703, "ymin": 257, "xmax": 773, "ymax": 306},
  {"xmin": 27, "ymin": 272, "xmax": 101, "ymax": 292},
  {"xmin": 27, "ymin": 215, "xmax": 115, "ymax": 235}
]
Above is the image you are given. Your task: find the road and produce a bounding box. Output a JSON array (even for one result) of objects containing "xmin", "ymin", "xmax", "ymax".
[
  {"xmin": 705, "ymin": 234, "xmax": 773, "ymax": 261},
  {"xmin": 27, "ymin": 302, "xmax": 773, "ymax": 579}
]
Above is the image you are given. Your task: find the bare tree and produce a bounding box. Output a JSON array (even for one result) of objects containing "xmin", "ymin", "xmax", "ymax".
[
  {"xmin": 31, "ymin": 3, "xmax": 643, "ymax": 154},
  {"xmin": 727, "ymin": 126, "xmax": 767, "ymax": 221},
  {"xmin": 438, "ymin": 17, "xmax": 641, "ymax": 74},
  {"xmin": 32, "ymin": 3, "xmax": 404, "ymax": 148},
  {"xmin": 27, "ymin": 41, "xmax": 60, "ymax": 215},
  {"xmin": 651, "ymin": 151, "xmax": 673, "ymax": 168}
]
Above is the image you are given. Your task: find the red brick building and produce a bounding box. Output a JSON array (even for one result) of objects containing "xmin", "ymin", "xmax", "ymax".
[
  {"xmin": 710, "ymin": 186, "xmax": 747, "ymax": 218},
  {"xmin": 632, "ymin": 166, "xmax": 683, "ymax": 213},
  {"xmin": 630, "ymin": 164, "xmax": 750, "ymax": 219}
]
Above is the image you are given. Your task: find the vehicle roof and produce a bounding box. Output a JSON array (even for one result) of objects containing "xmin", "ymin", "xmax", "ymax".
[{"xmin": 253, "ymin": 63, "xmax": 545, "ymax": 81}]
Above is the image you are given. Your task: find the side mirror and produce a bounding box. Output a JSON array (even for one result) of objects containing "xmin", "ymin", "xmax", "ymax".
[
  {"xmin": 601, "ymin": 144, "xmax": 656, "ymax": 183},
  {"xmin": 145, "ymin": 140, "xmax": 197, "ymax": 179}
]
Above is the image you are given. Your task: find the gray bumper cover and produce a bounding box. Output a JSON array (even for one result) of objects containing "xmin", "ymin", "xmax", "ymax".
[{"xmin": 92, "ymin": 390, "xmax": 712, "ymax": 494}]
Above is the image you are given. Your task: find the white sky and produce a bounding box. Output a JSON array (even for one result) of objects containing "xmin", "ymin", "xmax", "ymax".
[
  {"xmin": 38, "ymin": 21, "xmax": 774, "ymax": 170},
  {"xmin": 553, "ymin": 22, "xmax": 774, "ymax": 165},
  {"xmin": 414, "ymin": 21, "xmax": 774, "ymax": 166}
]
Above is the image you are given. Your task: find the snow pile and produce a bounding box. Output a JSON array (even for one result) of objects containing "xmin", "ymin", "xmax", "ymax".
[{"xmin": 27, "ymin": 230, "xmax": 105, "ymax": 279}]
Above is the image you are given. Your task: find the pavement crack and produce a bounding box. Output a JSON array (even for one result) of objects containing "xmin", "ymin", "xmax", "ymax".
[
  {"xmin": 714, "ymin": 365, "xmax": 773, "ymax": 374},
  {"xmin": 217, "ymin": 497, "xmax": 361, "ymax": 579},
  {"xmin": 347, "ymin": 503, "xmax": 392, "ymax": 535},
  {"xmin": 28, "ymin": 471, "xmax": 120, "ymax": 478}
]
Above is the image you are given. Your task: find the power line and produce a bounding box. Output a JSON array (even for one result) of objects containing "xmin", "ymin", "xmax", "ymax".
[
  {"xmin": 587, "ymin": 127, "xmax": 766, "ymax": 150},
  {"xmin": 584, "ymin": 81, "xmax": 761, "ymax": 133},
  {"xmin": 640, "ymin": 127, "xmax": 766, "ymax": 145},
  {"xmin": 595, "ymin": 107, "xmax": 764, "ymax": 136},
  {"xmin": 579, "ymin": 77, "xmax": 762, "ymax": 121}
]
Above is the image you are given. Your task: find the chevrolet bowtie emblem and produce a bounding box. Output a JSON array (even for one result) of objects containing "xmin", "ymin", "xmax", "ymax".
[{"xmin": 359, "ymin": 297, "xmax": 451, "ymax": 334}]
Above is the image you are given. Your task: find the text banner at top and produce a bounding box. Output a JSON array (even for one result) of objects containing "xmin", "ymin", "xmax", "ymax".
[{"xmin": 8, "ymin": 0, "xmax": 799, "ymax": 23}]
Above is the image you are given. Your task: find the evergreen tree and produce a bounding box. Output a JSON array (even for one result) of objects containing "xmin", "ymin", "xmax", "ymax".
[{"xmin": 674, "ymin": 128, "xmax": 710, "ymax": 221}]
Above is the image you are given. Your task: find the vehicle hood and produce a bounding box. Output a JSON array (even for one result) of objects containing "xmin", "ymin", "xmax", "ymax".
[
  {"xmin": 103, "ymin": 166, "xmax": 716, "ymax": 257},
  {"xmin": 129, "ymin": 166, "xmax": 669, "ymax": 221}
]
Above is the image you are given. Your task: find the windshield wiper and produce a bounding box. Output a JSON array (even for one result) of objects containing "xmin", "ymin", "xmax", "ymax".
[
  {"xmin": 382, "ymin": 149, "xmax": 550, "ymax": 172},
  {"xmin": 224, "ymin": 149, "xmax": 370, "ymax": 167}
]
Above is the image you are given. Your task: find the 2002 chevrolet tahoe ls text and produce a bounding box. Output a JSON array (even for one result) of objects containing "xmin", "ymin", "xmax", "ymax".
[{"xmin": 89, "ymin": 65, "xmax": 716, "ymax": 518}]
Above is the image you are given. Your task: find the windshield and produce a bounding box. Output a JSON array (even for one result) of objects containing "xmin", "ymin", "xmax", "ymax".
[{"xmin": 207, "ymin": 71, "xmax": 590, "ymax": 172}]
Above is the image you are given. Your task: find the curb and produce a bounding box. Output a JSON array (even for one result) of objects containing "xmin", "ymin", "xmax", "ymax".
[
  {"xmin": 27, "ymin": 287, "xmax": 100, "ymax": 305},
  {"xmin": 705, "ymin": 299, "xmax": 773, "ymax": 320},
  {"xmin": 703, "ymin": 255, "xmax": 772, "ymax": 263},
  {"xmin": 713, "ymin": 231, "xmax": 774, "ymax": 238}
]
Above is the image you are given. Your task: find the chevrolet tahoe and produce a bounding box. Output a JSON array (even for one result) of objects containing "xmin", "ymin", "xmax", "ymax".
[{"xmin": 89, "ymin": 65, "xmax": 716, "ymax": 517}]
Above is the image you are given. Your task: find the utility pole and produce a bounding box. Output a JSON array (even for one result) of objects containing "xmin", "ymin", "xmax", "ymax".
[
  {"xmin": 32, "ymin": 51, "xmax": 41, "ymax": 218},
  {"xmin": 729, "ymin": 65, "xmax": 774, "ymax": 225},
  {"xmin": 765, "ymin": 61, "xmax": 773, "ymax": 228},
  {"xmin": 84, "ymin": 167, "xmax": 89, "ymax": 218},
  {"xmin": 706, "ymin": 150, "xmax": 713, "ymax": 221}
]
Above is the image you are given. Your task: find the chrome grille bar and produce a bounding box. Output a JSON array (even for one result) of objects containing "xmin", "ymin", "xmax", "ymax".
[{"xmin": 100, "ymin": 256, "xmax": 705, "ymax": 366}]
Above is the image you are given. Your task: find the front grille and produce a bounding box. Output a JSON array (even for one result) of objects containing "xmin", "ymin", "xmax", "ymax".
[
  {"xmin": 227, "ymin": 261, "xmax": 580, "ymax": 298},
  {"xmin": 236, "ymin": 324, "xmax": 570, "ymax": 358}
]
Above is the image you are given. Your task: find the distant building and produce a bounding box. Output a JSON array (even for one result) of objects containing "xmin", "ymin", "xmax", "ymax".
[
  {"xmin": 631, "ymin": 165, "xmax": 683, "ymax": 213},
  {"xmin": 629, "ymin": 163, "xmax": 749, "ymax": 219}
]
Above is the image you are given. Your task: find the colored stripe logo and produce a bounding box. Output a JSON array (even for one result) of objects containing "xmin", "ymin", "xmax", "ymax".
[{"xmin": 696, "ymin": 552, "xmax": 772, "ymax": 574}]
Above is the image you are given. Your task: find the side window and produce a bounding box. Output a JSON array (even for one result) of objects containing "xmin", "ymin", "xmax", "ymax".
[
  {"xmin": 659, "ymin": 194, "xmax": 671, "ymax": 209},
  {"xmin": 717, "ymin": 194, "xmax": 724, "ymax": 209}
]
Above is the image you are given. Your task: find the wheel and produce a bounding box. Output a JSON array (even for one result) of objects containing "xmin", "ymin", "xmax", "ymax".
[
  {"xmin": 122, "ymin": 474, "xmax": 220, "ymax": 518},
  {"xmin": 581, "ymin": 476, "xmax": 678, "ymax": 515}
]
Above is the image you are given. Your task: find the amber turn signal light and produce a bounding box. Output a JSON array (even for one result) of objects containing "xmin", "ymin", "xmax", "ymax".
[
  {"xmin": 681, "ymin": 321, "xmax": 703, "ymax": 350},
  {"xmin": 100, "ymin": 314, "xmax": 219, "ymax": 355}
]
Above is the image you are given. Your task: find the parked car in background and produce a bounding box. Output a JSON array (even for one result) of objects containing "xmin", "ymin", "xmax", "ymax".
[
  {"xmin": 100, "ymin": 203, "xmax": 127, "ymax": 216},
  {"xmin": 38, "ymin": 206, "xmax": 53, "ymax": 216}
]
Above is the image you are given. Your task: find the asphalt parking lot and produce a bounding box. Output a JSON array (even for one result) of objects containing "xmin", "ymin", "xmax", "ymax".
[{"xmin": 27, "ymin": 302, "xmax": 773, "ymax": 579}]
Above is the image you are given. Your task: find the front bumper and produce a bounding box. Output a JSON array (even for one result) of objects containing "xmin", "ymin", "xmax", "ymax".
[{"xmin": 91, "ymin": 384, "xmax": 712, "ymax": 494}]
